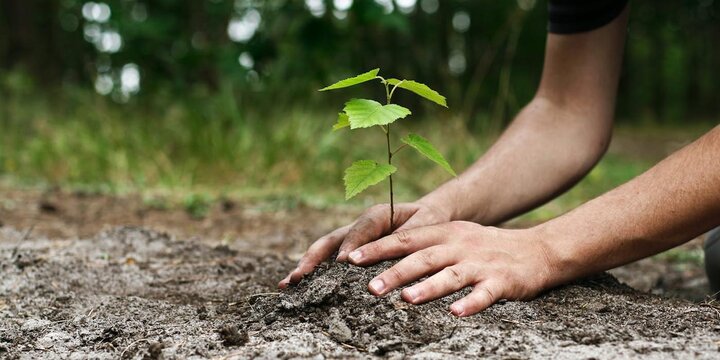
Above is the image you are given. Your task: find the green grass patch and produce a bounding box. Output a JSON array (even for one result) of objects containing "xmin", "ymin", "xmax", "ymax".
[{"xmin": 1, "ymin": 75, "xmax": 713, "ymax": 221}]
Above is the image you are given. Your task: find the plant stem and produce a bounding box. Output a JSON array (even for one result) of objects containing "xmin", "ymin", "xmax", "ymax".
[
  {"xmin": 391, "ymin": 143, "xmax": 408, "ymax": 156},
  {"xmin": 386, "ymin": 123, "xmax": 394, "ymax": 230},
  {"xmin": 381, "ymin": 76, "xmax": 396, "ymax": 230}
]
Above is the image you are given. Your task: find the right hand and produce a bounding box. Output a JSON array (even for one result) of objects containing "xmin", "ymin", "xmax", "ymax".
[{"xmin": 278, "ymin": 201, "xmax": 452, "ymax": 288}]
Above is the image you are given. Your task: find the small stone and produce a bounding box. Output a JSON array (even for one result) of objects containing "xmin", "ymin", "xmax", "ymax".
[
  {"xmin": 218, "ymin": 325, "xmax": 248, "ymax": 347},
  {"xmin": 326, "ymin": 308, "xmax": 352, "ymax": 343},
  {"xmin": 263, "ymin": 312, "xmax": 278, "ymax": 325},
  {"xmin": 143, "ymin": 342, "xmax": 164, "ymax": 360}
]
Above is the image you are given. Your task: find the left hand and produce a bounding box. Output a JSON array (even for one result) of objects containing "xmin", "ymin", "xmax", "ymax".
[{"xmin": 346, "ymin": 221, "xmax": 555, "ymax": 317}]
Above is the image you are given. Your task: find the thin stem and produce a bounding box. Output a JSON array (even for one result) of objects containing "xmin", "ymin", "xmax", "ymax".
[
  {"xmin": 377, "ymin": 76, "xmax": 391, "ymax": 103},
  {"xmin": 391, "ymin": 143, "xmax": 408, "ymax": 156},
  {"xmin": 379, "ymin": 75, "xmax": 395, "ymax": 229},
  {"xmin": 387, "ymin": 123, "xmax": 394, "ymax": 230},
  {"xmin": 389, "ymin": 80, "xmax": 404, "ymax": 100}
]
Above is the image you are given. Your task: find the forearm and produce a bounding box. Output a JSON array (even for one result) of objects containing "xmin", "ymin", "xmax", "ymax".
[
  {"xmin": 420, "ymin": 8, "xmax": 627, "ymax": 225},
  {"xmin": 420, "ymin": 98, "xmax": 611, "ymax": 225},
  {"xmin": 536, "ymin": 125, "xmax": 720, "ymax": 287}
]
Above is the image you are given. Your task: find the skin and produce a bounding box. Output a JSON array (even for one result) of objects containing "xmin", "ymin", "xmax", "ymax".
[{"xmin": 279, "ymin": 6, "xmax": 720, "ymax": 316}]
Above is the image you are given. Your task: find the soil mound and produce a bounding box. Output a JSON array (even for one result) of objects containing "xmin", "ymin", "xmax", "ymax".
[{"xmin": 246, "ymin": 260, "xmax": 468, "ymax": 355}]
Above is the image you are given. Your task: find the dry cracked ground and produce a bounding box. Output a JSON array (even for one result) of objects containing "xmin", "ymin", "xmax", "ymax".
[{"xmin": 1, "ymin": 189, "xmax": 719, "ymax": 359}]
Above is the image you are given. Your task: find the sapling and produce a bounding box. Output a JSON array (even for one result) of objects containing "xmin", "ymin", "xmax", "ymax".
[{"xmin": 319, "ymin": 68, "xmax": 456, "ymax": 228}]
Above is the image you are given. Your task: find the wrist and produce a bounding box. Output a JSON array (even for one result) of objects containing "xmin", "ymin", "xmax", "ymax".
[
  {"xmin": 417, "ymin": 188, "xmax": 460, "ymax": 222},
  {"xmin": 529, "ymin": 221, "xmax": 582, "ymax": 289}
]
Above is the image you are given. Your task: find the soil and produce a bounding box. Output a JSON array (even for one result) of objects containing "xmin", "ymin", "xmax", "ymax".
[{"xmin": 1, "ymin": 188, "xmax": 719, "ymax": 358}]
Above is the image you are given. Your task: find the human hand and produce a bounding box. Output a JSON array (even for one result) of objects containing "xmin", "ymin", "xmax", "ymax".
[
  {"xmin": 346, "ymin": 221, "xmax": 554, "ymax": 316},
  {"xmin": 278, "ymin": 201, "xmax": 451, "ymax": 288}
]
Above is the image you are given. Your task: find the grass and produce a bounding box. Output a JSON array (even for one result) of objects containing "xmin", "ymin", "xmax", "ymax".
[{"xmin": 0, "ymin": 73, "xmax": 714, "ymax": 223}]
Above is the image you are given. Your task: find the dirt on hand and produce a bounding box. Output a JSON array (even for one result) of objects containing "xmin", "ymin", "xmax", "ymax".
[{"xmin": 2, "ymin": 226, "xmax": 720, "ymax": 359}]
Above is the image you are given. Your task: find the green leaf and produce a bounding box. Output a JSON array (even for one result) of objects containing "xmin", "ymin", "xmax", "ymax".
[
  {"xmin": 401, "ymin": 133, "xmax": 456, "ymax": 176},
  {"xmin": 343, "ymin": 160, "xmax": 397, "ymax": 200},
  {"xmin": 333, "ymin": 112, "xmax": 350, "ymax": 131},
  {"xmin": 386, "ymin": 78, "xmax": 447, "ymax": 107},
  {"xmin": 343, "ymin": 99, "xmax": 411, "ymax": 129},
  {"xmin": 319, "ymin": 68, "xmax": 380, "ymax": 91}
]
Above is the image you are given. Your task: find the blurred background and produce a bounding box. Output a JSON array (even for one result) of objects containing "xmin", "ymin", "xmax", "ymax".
[{"xmin": 0, "ymin": 0, "xmax": 718, "ymax": 222}]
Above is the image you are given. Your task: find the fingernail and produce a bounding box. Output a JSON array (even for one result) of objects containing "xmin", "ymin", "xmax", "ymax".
[
  {"xmin": 348, "ymin": 250, "xmax": 362, "ymax": 263},
  {"xmin": 336, "ymin": 251, "xmax": 346, "ymax": 261},
  {"xmin": 369, "ymin": 279, "xmax": 385, "ymax": 294},
  {"xmin": 404, "ymin": 287, "xmax": 420, "ymax": 302},
  {"xmin": 450, "ymin": 303, "xmax": 465, "ymax": 316}
]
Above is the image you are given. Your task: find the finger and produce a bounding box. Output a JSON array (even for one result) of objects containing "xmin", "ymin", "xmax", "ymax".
[
  {"xmin": 278, "ymin": 273, "xmax": 292, "ymax": 289},
  {"xmin": 336, "ymin": 205, "xmax": 393, "ymax": 261},
  {"xmin": 450, "ymin": 280, "xmax": 504, "ymax": 317},
  {"xmin": 348, "ymin": 224, "xmax": 449, "ymax": 266},
  {"xmin": 367, "ymin": 245, "xmax": 456, "ymax": 296},
  {"xmin": 401, "ymin": 264, "xmax": 476, "ymax": 304},
  {"xmin": 337, "ymin": 203, "xmax": 421, "ymax": 261},
  {"xmin": 287, "ymin": 224, "xmax": 352, "ymax": 284}
]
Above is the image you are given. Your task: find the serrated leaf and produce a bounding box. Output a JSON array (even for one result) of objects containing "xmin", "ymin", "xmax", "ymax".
[
  {"xmin": 401, "ymin": 133, "xmax": 456, "ymax": 176},
  {"xmin": 343, "ymin": 99, "xmax": 411, "ymax": 129},
  {"xmin": 386, "ymin": 78, "xmax": 447, "ymax": 107},
  {"xmin": 333, "ymin": 112, "xmax": 350, "ymax": 131},
  {"xmin": 319, "ymin": 68, "xmax": 380, "ymax": 91},
  {"xmin": 343, "ymin": 160, "xmax": 397, "ymax": 200}
]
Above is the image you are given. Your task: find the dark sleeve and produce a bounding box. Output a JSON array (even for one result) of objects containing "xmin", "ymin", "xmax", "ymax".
[{"xmin": 548, "ymin": 0, "xmax": 629, "ymax": 34}]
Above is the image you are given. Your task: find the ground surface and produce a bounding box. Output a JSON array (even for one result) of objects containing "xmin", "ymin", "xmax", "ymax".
[{"xmin": 1, "ymin": 189, "xmax": 719, "ymax": 358}]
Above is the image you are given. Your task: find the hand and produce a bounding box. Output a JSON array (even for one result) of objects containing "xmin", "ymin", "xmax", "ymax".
[
  {"xmin": 346, "ymin": 221, "xmax": 554, "ymax": 317},
  {"xmin": 278, "ymin": 201, "xmax": 451, "ymax": 288}
]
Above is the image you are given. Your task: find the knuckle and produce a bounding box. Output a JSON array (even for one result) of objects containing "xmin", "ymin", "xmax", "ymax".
[
  {"xmin": 416, "ymin": 250, "xmax": 435, "ymax": 268},
  {"xmin": 446, "ymin": 266, "xmax": 465, "ymax": 287},
  {"xmin": 479, "ymin": 286, "xmax": 496, "ymax": 305},
  {"xmin": 393, "ymin": 230, "xmax": 412, "ymax": 248},
  {"xmin": 387, "ymin": 266, "xmax": 405, "ymax": 282}
]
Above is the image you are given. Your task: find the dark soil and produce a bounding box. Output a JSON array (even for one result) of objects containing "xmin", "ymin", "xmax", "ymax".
[
  {"xmin": 0, "ymin": 187, "xmax": 710, "ymax": 300},
  {"xmin": 2, "ymin": 226, "xmax": 720, "ymax": 359}
]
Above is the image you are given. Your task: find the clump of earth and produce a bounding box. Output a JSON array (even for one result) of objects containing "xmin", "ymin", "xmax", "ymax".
[{"xmin": 2, "ymin": 226, "xmax": 720, "ymax": 359}]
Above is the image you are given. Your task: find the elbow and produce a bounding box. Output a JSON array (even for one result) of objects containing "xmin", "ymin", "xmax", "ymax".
[
  {"xmin": 529, "ymin": 95, "xmax": 614, "ymax": 176},
  {"xmin": 566, "ymin": 117, "xmax": 613, "ymax": 182}
]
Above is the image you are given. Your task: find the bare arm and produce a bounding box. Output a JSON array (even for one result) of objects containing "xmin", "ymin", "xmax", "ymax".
[
  {"xmin": 538, "ymin": 125, "xmax": 720, "ymax": 286},
  {"xmin": 423, "ymin": 7, "xmax": 628, "ymax": 224},
  {"xmin": 349, "ymin": 124, "xmax": 720, "ymax": 316}
]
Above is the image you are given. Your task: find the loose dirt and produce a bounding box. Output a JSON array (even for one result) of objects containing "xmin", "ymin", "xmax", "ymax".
[{"xmin": 2, "ymin": 226, "xmax": 720, "ymax": 359}]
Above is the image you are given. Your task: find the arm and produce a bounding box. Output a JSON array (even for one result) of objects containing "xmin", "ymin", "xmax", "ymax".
[
  {"xmin": 349, "ymin": 124, "xmax": 720, "ymax": 316},
  {"xmin": 423, "ymin": 7, "xmax": 628, "ymax": 224},
  {"xmin": 538, "ymin": 125, "xmax": 720, "ymax": 286}
]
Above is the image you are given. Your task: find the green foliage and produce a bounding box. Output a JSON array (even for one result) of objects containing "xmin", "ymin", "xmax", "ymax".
[
  {"xmin": 343, "ymin": 99, "xmax": 411, "ymax": 129},
  {"xmin": 333, "ymin": 112, "xmax": 350, "ymax": 131},
  {"xmin": 320, "ymin": 68, "xmax": 455, "ymax": 211},
  {"xmin": 319, "ymin": 69, "xmax": 380, "ymax": 91},
  {"xmin": 386, "ymin": 79, "xmax": 448, "ymax": 108},
  {"xmin": 183, "ymin": 193, "xmax": 212, "ymax": 219},
  {"xmin": 401, "ymin": 134, "xmax": 456, "ymax": 176},
  {"xmin": 343, "ymin": 160, "xmax": 397, "ymax": 200}
]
